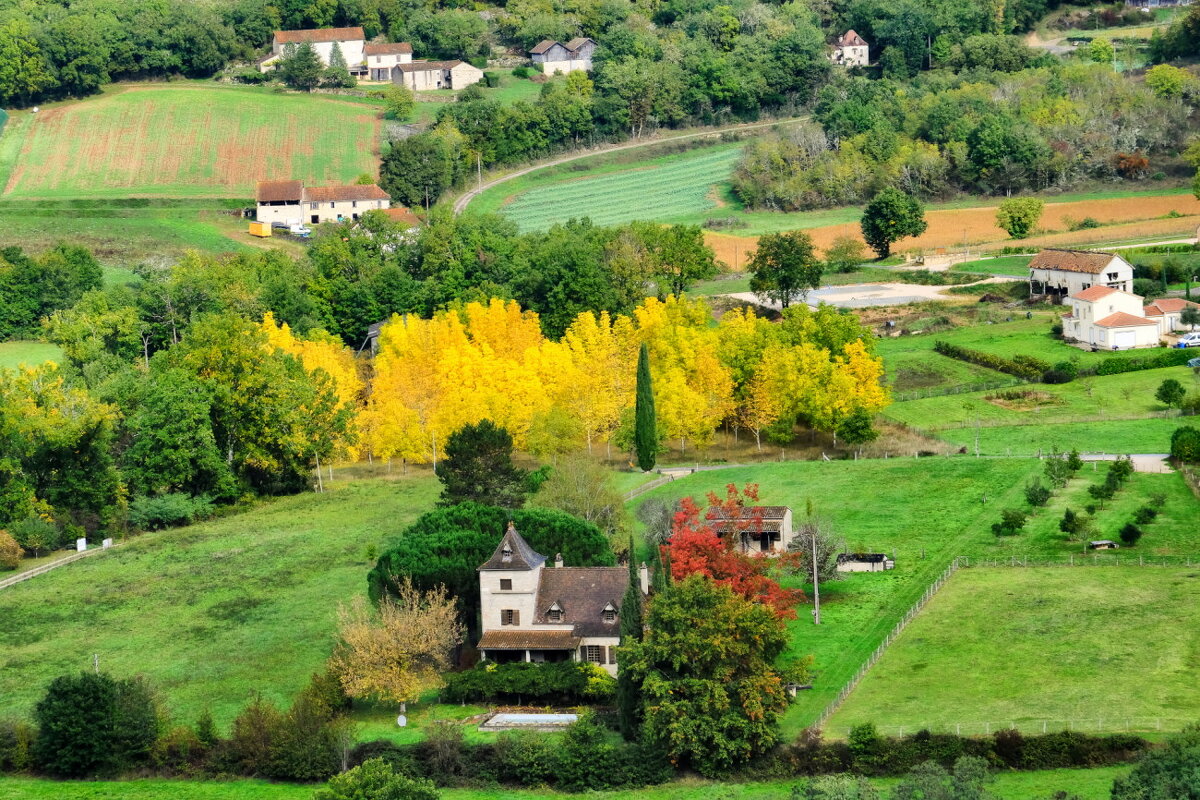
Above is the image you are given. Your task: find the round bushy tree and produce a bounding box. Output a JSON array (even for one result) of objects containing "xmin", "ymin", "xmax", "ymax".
[
  {"xmin": 33, "ymin": 672, "xmax": 160, "ymax": 777},
  {"xmin": 435, "ymin": 419, "xmax": 528, "ymax": 508},
  {"xmin": 314, "ymin": 757, "xmax": 438, "ymax": 800},
  {"xmin": 860, "ymin": 188, "xmax": 927, "ymax": 258}
]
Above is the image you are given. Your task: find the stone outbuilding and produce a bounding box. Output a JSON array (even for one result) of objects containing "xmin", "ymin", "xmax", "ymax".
[{"xmin": 529, "ymin": 37, "xmax": 596, "ymax": 73}]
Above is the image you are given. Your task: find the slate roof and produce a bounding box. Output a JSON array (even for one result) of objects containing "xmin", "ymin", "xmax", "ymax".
[
  {"xmin": 478, "ymin": 630, "xmax": 580, "ymax": 650},
  {"xmin": 564, "ymin": 37, "xmax": 595, "ymax": 51},
  {"xmin": 1071, "ymin": 285, "xmax": 1120, "ymax": 302},
  {"xmin": 1029, "ymin": 249, "xmax": 1121, "ymax": 275},
  {"xmin": 534, "ymin": 567, "xmax": 628, "ymax": 637},
  {"xmin": 365, "ymin": 42, "xmax": 413, "ymax": 55},
  {"xmin": 1094, "ymin": 311, "xmax": 1158, "ymax": 328},
  {"xmin": 274, "ymin": 27, "xmax": 365, "ymax": 44},
  {"xmin": 304, "ymin": 184, "xmax": 390, "ymax": 202},
  {"xmin": 530, "ymin": 40, "xmax": 561, "ymax": 54},
  {"xmin": 256, "ymin": 180, "xmax": 303, "ymax": 203},
  {"xmin": 836, "ymin": 30, "xmax": 868, "ymax": 47},
  {"xmin": 479, "ymin": 523, "xmax": 548, "ymax": 571}
]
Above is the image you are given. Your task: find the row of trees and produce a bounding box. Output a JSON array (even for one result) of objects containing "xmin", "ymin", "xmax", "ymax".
[
  {"xmin": 366, "ymin": 296, "xmax": 889, "ymax": 465},
  {"xmin": 733, "ymin": 61, "xmax": 1188, "ymax": 210}
]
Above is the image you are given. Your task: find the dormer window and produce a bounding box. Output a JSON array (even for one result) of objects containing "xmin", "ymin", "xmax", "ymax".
[
  {"xmin": 602, "ymin": 603, "xmax": 617, "ymax": 623},
  {"xmin": 501, "ymin": 545, "xmax": 512, "ymax": 563},
  {"xmin": 548, "ymin": 603, "xmax": 563, "ymax": 623}
]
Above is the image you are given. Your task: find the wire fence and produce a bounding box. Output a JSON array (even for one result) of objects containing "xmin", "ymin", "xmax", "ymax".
[
  {"xmin": 814, "ymin": 560, "xmax": 960, "ymax": 729},
  {"xmin": 898, "ymin": 410, "xmax": 1190, "ymax": 436},
  {"xmin": 833, "ymin": 717, "xmax": 1192, "ymax": 739},
  {"xmin": 892, "ymin": 377, "xmax": 1030, "ymax": 402},
  {"xmin": 959, "ymin": 554, "xmax": 1200, "ymax": 568}
]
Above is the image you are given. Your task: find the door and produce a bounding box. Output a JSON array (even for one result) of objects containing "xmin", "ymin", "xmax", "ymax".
[
  {"xmin": 310, "ymin": 215, "xmax": 319, "ymax": 224},
  {"xmin": 1113, "ymin": 330, "xmax": 1136, "ymax": 350}
]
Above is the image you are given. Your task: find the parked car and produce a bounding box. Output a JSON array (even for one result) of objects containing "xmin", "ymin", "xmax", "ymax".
[{"xmin": 1176, "ymin": 332, "xmax": 1200, "ymax": 348}]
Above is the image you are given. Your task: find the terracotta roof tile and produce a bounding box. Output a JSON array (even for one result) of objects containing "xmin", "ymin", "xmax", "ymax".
[
  {"xmin": 1094, "ymin": 312, "xmax": 1158, "ymax": 328},
  {"xmin": 1029, "ymin": 249, "xmax": 1121, "ymax": 275},
  {"xmin": 837, "ymin": 30, "xmax": 868, "ymax": 47},
  {"xmin": 274, "ymin": 27, "xmax": 364, "ymax": 45},
  {"xmin": 256, "ymin": 180, "xmax": 303, "ymax": 203},
  {"xmin": 707, "ymin": 505, "xmax": 790, "ymax": 520},
  {"xmin": 1146, "ymin": 298, "xmax": 1200, "ymax": 314},
  {"xmin": 304, "ymin": 184, "xmax": 390, "ymax": 202},
  {"xmin": 1072, "ymin": 285, "xmax": 1119, "ymax": 302},
  {"xmin": 365, "ymin": 42, "xmax": 412, "ymax": 55},
  {"xmin": 478, "ymin": 630, "xmax": 580, "ymax": 650},
  {"xmin": 382, "ymin": 207, "xmax": 423, "ymax": 227}
]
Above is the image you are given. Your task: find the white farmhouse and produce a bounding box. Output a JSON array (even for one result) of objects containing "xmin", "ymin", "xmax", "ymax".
[
  {"xmin": 365, "ymin": 42, "xmax": 413, "ymax": 81},
  {"xmin": 831, "ymin": 30, "xmax": 869, "ymax": 67},
  {"xmin": 255, "ymin": 180, "xmax": 390, "ymax": 226},
  {"xmin": 1143, "ymin": 297, "xmax": 1200, "ymax": 336},
  {"xmin": 1061, "ymin": 285, "xmax": 1160, "ymax": 350},
  {"xmin": 259, "ymin": 27, "xmax": 368, "ymax": 74},
  {"xmin": 1029, "ymin": 248, "xmax": 1134, "ymax": 302},
  {"xmin": 477, "ymin": 523, "xmax": 647, "ymax": 676}
]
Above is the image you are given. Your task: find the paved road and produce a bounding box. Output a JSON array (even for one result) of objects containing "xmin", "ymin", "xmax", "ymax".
[{"xmin": 451, "ymin": 116, "xmax": 809, "ymax": 214}]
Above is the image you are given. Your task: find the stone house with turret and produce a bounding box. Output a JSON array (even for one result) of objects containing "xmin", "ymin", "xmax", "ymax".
[{"xmin": 476, "ymin": 523, "xmax": 647, "ymax": 676}]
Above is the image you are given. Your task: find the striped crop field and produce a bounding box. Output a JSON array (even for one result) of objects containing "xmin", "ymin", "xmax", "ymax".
[
  {"xmin": 497, "ymin": 144, "xmax": 742, "ymax": 231},
  {"xmin": 0, "ymin": 85, "xmax": 381, "ymax": 200}
]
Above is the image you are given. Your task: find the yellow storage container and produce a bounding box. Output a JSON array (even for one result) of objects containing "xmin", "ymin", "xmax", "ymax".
[{"xmin": 249, "ymin": 221, "xmax": 272, "ymax": 238}]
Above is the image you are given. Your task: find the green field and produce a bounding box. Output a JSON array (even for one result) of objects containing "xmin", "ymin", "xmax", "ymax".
[
  {"xmin": 0, "ymin": 475, "xmax": 439, "ymax": 728},
  {"xmin": 934, "ymin": 418, "xmax": 1189, "ymax": 456},
  {"xmin": 0, "ymin": 340, "xmax": 63, "ymax": 370},
  {"xmin": 0, "ymin": 85, "xmax": 381, "ymax": 199},
  {"xmin": 408, "ymin": 73, "xmax": 548, "ymax": 125},
  {"xmin": 495, "ymin": 143, "xmax": 744, "ymax": 231},
  {"xmin": 828, "ymin": 567, "xmax": 1200, "ymax": 737},
  {"xmin": 0, "ymin": 766, "xmax": 1134, "ymax": 799}
]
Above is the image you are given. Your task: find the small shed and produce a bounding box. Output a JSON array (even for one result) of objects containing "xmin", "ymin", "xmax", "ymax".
[
  {"xmin": 836, "ymin": 553, "xmax": 895, "ymax": 573},
  {"xmin": 1088, "ymin": 540, "xmax": 1119, "ymax": 550}
]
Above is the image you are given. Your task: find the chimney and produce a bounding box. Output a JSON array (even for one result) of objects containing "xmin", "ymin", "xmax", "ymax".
[
  {"xmin": 554, "ymin": 552, "xmax": 564, "ymax": 568},
  {"xmin": 639, "ymin": 562, "xmax": 649, "ymax": 594}
]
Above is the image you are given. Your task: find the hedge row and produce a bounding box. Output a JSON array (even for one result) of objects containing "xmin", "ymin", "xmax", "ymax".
[
  {"xmin": 441, "ymin": 661, "xmax": 616, "ymax": 705},
  {"xmin": 1093, "ymin": 348, "xmax": 1194, "ymax": 376},
  {"xmin": 933, "ymin": 341, "xmax": 1043, "ymax": 380}
]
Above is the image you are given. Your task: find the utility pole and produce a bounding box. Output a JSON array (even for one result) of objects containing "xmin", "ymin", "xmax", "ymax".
[
  {"xmin": 476, "ymin": 151, "xmax": 482, "ymax": 192},
  {"xmin": 811, "ymin": 529, "xmax": 821, "ymax": 625}
]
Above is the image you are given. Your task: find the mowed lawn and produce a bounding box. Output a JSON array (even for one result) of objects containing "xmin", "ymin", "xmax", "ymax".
[
  {"xmin": 934, "ymin": 418, "xmax": 1189, "ymax": 456},
  {"xmin": 0, "ymin": 340, "xmax": 63, "ymax": 370},
  {"xmin": 0, "ymin": 476, "xmax": 438, "ymax": 728},
  {"xmin": 1, "ymin": 85, "xmax": 381, "ymax": 199},
  {"xmin": 630, "ymin": 457, "xmax": 1042, "ymax": 731},
  {"xmin": 827, "ymin": 567, "xmax": 1200, "ymax": 737},
  {"xmin": 0, "ymin": 766, "xmax": 1133, "ymax": 800}
]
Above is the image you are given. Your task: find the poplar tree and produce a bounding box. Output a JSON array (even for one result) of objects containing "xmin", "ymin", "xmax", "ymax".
[
  {"xmin": 634, "ymin": 342, "xmax": 656, "ymax": 471},
  {"xmin": 616, "ymin": 534, "xmax": 644, "ymax": 739}
]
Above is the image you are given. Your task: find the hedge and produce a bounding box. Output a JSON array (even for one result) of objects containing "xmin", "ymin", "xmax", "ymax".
[
  {"xmin": 933, "ymin": 341, "xmax": 1042, "ymax": 380},
  {"xmin": 1093, "ymin": 348, "xmax": 1195, "ymax": 376},
  {"xmin": 441, "ymin": 661, "xmax": 616, "ymax": 705}
]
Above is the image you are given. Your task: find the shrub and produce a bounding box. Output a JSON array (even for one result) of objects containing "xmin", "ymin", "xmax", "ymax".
[
  {"xmin": 9, "ymin": 517, "xmax": 64, "ymax": 556},
  {"xmin": 442, "ymin": 661, "xmax": 616, "ymax": 705},
  {"xmin": 1133, "ymin": 506, "xmax": 1158, "ymax": 525},
  {"xmin": 128, "ymin": 493, "xmax": 213, "ymax": 530},
  {"xmin": 314, "ymin": 757, "xmax": 438, "ymax": 800},
  {"xmin": 1059, "ymin": 508, "xmax": 1080, "ymax": 536},
  {"xmin": 1096, "ymin": 349, "xmax": 1193, "ymax": 376},
  {"xmin": 1120, "ymin": 522, "xmax": 1143, "ymax": 546},
  {"xmin": 1156, "ymin": 378, "xmax": 1187, "ymax": 409},
  {"xmin": 511, "ymin": 66, "xmax": 531, "ymax": 78},
  {"xmin": 33, "ymin": 672, "xmax": 161, "ymax": 777},
  {"xmin": 233, "ymin": 69, "xmax": 268, "ymax": 85},
  {"xmin": 482, "ymin": 71, "xmax": 500, "ymax": 88},
  {"xmin": 1171, "ymin": 425, "xmax": 1200, "ymax": 463},
  {"xmin": 0, "ymin": 719, "xmax": 35, "ymax": 772},
  {"xmin": 992, "ymin": 509, "xmax": 1027, "ymax": 536},
  {"xmin": 1024, "ymin": 480, "xmax": 1052, "ymax": 507},
  {"xmin": 1042, "ymin": 360, "xmax": 1078, "ymax": 384},
  {"xmin": 933, "ymin": 341, "xmax": 1042, "ymax": 380},
  {"xmin": 152, "ymin": 725, "xmax": 208, "ymax": 774},
  {"xmin": 1068, "ymin": 216, "xmax": 1101, "ymax": 231},
  {"xmin": 0, "ymin": 530, "xmax": 20, "ymax": 570}
]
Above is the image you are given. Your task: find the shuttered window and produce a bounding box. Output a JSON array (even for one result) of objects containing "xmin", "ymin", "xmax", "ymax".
[
  {"xmin": 499, "ymin": 579, "xmax": 512, "ymax": 591},
  {"xmin": 501, "ymin": 609, "xmax": 518, "ymax": 625},
  {"xmin": 583, "ymin": 645, "xmax": 603, "ymax": 663},
  {"xmin": 609, "ymin": 647, "xmax": 617, "ymax": 665}
]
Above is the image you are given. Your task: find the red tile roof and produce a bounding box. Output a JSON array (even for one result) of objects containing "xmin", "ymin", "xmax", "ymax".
[
  {"xmin": 382, "ymin": 207, "xmax": 423, "ymax": 227},
  {"xmin": 837, "ymin": 30, "xmax": 868, "ymax": 47},
  {"xmin": 1072, "ymin": 285, "xmax": 1120, "ymax": 302},
  {"xmin": 1145, "ymin": 298, "xmax": 1200, "ymax": 315},
  {"xmin": 365, "ymin": 42, "xmax": 412, "ymax": 55},
  {"xmin": 1029, "ymin": 249, "xmax": 1121, "ymax": 275},
  {"xmin": 1094, "ymin": 312, "xmax": 1158, "ymax": 328},
  {"xmin": 256, "ymin": 180, "xmax": 303, "ymax": 203},
  {"xmin": 274, "ymin": 27, "xmax": 364, "ymax": 45},
  {"xmin": 478, "ymin": 630, "xmax": 580, "ymax": 650},
  {"xmin": 304, "ymin": 184, "xmax": 390, "ymax": 202}
]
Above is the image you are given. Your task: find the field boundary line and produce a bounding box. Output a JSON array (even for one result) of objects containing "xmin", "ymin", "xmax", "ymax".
[
  {"xmin": 451, "ymin": 116, "xmax": 810, "ymax": 214},
  {"xmin": 0, "ymin": 545, "xmax": 116, "ymax": 591},
  {"xmin": 814, "ymin": 558, "xmax": 962, "ymax": 731}
]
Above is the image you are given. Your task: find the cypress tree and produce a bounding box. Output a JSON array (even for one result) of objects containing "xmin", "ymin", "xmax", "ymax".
[
  {"xmin": 634, "ymin": 342, "xmax": 656, "ymax": 471},
  {"xmin": 616, "ymin": 535, "xmax": 644, "ymax": 739}
]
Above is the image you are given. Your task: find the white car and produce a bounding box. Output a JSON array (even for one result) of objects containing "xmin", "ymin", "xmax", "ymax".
[{"xmin": 1176, "ymin": 332, "xmax": 1200, "ymax": 348}]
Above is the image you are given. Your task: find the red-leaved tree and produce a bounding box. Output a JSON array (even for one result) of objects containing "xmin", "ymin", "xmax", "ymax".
[{"xmin": 663, "ymin": 484, "xmax": 805, "ymax": 618}]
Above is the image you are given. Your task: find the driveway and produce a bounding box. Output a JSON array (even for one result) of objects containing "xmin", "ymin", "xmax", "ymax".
[{"xmin": 725, "ymin": 278, "xmax": 1011, "ymax": 310}]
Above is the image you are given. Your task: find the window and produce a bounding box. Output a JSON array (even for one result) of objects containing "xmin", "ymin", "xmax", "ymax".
[
  {"xmin": 548, "ymin": 609, "xmax": 562, "ymax": 622},
  {"xmin": 352, "ymin": 201, "xmax": 357, "ymax": 208},
  {"xmin": 584, "ymin": 645, "xmax": 603, "ymax": 663},
  {"xmin": 310, "ymin": 202, "xmax": 318, "ymax": 210},
  {"xmin": 602, "ymin": 604, "xmax": 616, "ymax": 623},
  {"xmin": 501, "ymin": 609, "xmax": 518, "ymax": 625},
  {"xmin": 501, "ymin": 545, "xmax": 512, "ymax": 563},
  {"xmin": 329, "ymin": 202, "xmax": 335, "ymax": 209},
  {"xmin": 499, "ymin": 579, "xmax": 512, "ymax": 591}
]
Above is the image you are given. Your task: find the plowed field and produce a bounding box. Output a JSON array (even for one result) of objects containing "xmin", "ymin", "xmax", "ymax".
[
  {"xmin": 706, "ymin": 194, "xmax": 1200, "ymax": 266},
  {"xmin": 0, "ymin": 86, "xmax": 381, "ymax": 199}
]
